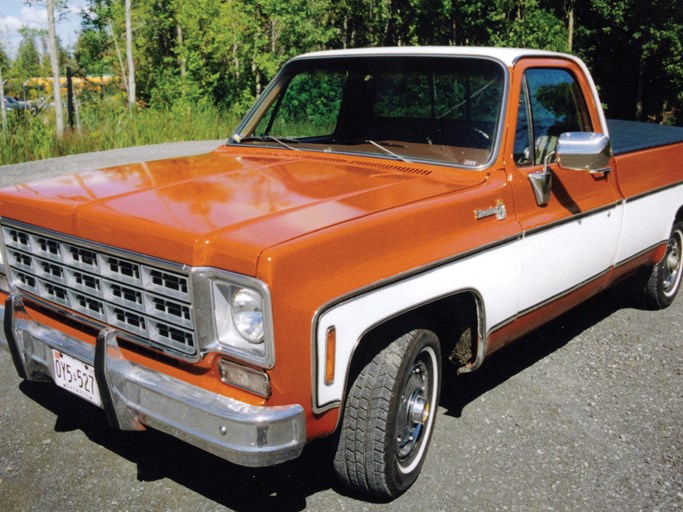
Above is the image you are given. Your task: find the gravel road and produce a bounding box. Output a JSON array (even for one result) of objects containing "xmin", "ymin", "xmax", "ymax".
[{"xmin": 0, "ymin": 143, "xmax": 681, "ymax": 511}]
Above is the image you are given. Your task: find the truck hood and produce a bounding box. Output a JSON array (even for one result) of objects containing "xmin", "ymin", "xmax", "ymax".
[{"xmin": 0, "ymin": 147, "xmax": 485, "ymax": 275}]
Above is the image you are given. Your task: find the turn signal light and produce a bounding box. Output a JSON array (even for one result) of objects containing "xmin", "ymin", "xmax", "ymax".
[
  {"xmin": 325, "ymin": 326, "xmax": 336, "ymax": 385},
  {"xmin": 219, "ymin": 359, "xmax": 271, "ymax": 398}
]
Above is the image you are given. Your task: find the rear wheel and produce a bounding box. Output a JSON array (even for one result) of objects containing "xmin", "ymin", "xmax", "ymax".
[
  {"xmin": 644, "ymin": 221, "xmax": 683, "ymax": 309},
  {"xmin": 333, "ymin": 329, "xmax": 441, "ymax": 499}
]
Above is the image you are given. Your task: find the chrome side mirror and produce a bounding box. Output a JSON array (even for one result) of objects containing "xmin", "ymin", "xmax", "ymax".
[{"xmin": 556, "ymin": 132, "xmax": 611, "ymax": 173}]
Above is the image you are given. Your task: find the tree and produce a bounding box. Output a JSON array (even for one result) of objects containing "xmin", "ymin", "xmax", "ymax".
[
  {"xmin": 78, "ymin": 0, "xmax": 138, "ymax": 105},
  {"xmin": 0, "ymin": 42, "xmax": 9, "ymax": 135},
  {"xmin": 12, "ymin": 27, "xmax": 42, "ymax": 83},
  {"xmin": 575, "ymin": 0, "xmax": 683, "ymax": 124},
  {"xmin": 487, "ymin": 0, "xmax": 568, "ymax": 51},
  {"xmin": 76, "ymin": 0, "xmax": 117, "ymax": 79},
  {"xmin": 244, "ymin": 0, "xmax": 335, "ymax": 97},
  {"xmin": 47, "ymin": 0, "xmax": 65, "ymax": 137},
  {"xmin": 125, "ymin": 0, "xmax": 136, "ymax": 107},
  {"xmin": 72, "ymin": 0, "xmax": 683, "ymax": 126}
]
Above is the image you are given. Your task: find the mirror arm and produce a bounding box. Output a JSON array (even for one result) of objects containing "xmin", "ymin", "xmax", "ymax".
[
  {"xmin": 528, "ymin": 151, "xmax": 555, "ymax": 207},
  {"xmin": 589, "ymin": 166, "xmax": 611, "ymax": 175}
]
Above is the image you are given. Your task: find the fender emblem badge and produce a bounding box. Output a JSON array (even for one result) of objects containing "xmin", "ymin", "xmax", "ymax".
[{"xmin": 474, "ymin": 200, "xmax": 507, "ymax": 221}]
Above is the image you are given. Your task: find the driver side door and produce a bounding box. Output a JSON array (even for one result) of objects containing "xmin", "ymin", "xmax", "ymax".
[{"xmin": 505, "ymin": 58, "xmax": 623, "ymax": 341}]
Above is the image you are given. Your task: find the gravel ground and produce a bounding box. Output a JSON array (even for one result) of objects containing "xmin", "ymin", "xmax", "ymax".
[{"xmin": 0, "ymin": 144, "xmax": 681, "ymax": 511}]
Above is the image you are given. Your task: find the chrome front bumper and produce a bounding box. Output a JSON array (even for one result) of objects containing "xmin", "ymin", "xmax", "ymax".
[{"xmin": 0, "ymin": 294, "xmax": 305, "ymax": 467}]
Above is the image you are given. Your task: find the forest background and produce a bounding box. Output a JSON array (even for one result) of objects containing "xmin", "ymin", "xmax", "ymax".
[{"xmin": 1, "ymin": 0, "xmax": 682, "ymax": 165}]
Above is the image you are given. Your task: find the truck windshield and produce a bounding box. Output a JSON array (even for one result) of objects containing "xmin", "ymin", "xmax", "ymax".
[{"xmin": 232, "ymin": 56, "xmax": 505, "ymax": 168}]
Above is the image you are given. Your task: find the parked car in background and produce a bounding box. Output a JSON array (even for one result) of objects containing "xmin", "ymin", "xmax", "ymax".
[
  {"xmin": 3, "ymin": 96, "xmax": 32, "ymax": 113},
  {"xmin": 3, "ymin": 97, "xmax": 15, "ymax": 112}
]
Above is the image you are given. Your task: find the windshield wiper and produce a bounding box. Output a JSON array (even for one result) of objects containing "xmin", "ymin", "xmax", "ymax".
[
  {"xmin": 234, "ymin": 135, "xmax": 300, "ymax": 151},
  {"xmin": 366, "ymin": 140, "xmax": 412, "ymax": 163}
]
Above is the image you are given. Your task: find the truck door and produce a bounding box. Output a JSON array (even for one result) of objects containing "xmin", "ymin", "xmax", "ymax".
[{"xmin": 505, "ymin": 58, "xmax": 623, "ymax": 338}]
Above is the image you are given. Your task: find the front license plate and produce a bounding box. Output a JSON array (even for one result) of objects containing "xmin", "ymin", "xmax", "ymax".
[{"xmin": 52, "ymin": 350, "xmax": 102, "ymax": 407}]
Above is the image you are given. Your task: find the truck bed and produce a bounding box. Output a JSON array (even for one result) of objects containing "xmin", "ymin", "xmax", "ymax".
[{"xmin": 608, "ymin": 119, "xmax": 683, "ymax": 155}]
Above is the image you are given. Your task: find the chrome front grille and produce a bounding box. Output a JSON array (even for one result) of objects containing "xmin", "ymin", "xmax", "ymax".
[{"xmin": 1, "ymin": 223, "xmax": 196, "ymax": 358}]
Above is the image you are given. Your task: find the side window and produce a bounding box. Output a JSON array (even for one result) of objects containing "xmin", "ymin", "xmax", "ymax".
[
  {"xmin": 514, "ymin": 77, "xmax": 532, "ymax": 165},
  {"xmin": 515, "ymin": 68, "xmax": 592, "ymax": 166}
]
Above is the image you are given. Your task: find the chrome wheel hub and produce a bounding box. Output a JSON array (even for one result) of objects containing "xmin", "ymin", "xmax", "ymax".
[
  {"xmin": 663, "ymin": 230, "xmax": 682, "ymax": 294},
  {"xmin": 396, "ymin": 360, "xmax": 431, "ymax": 460},
  {"xmin": 409, "ymin": 393, "xmax": 430, "ymax": 425}
]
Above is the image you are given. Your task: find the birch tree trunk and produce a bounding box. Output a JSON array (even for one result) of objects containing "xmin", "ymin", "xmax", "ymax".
[
  {"xmin": 0, "ymin": 65, "xmax": 7, "ymax": 136},
  {"xmin": 176, "ymin": 22, "xmax": 186, "ymax": 78},
  {"xmin": 110, "ymin": 24, "xmax": 129, "ymax": 99},
  {"xmin": 567, "ymin": 7, "xmax": 574, "ymax": 52},
  {"xmin": 125, "ymin": 0, "xmax": 136, "ymax": 108},
  {"xmin": 47, "ymin": 0, "xmax": 64, "ymax": 137}
]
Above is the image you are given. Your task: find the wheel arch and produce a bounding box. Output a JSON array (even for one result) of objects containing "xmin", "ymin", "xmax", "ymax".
[
  {"xmin": 323, "ymin": 289, "xmax": 486, "ymax": 425},
  {"xmin": 676, "ymin": 205, "xmax": 683, "ymax": 223}
]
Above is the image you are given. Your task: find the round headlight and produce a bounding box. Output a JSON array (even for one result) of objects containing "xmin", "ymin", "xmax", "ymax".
[{"xmin": 231, "ymin": 288, "xmax": 265, "ymax": 344}]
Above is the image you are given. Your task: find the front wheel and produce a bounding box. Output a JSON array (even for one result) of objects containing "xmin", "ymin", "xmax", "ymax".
[
  {"xmin": 644, "ymin": 221, "xmax": 683, "ymax": 309},
  {"xmin": 333, "ymin": 329, "xmax": 441, "ymax": 499}
]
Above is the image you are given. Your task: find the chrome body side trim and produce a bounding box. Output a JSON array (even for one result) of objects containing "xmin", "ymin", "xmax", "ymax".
[
  {"xmin": 0, "ymin": 294, "xmax": 305, "ymax": 467},
  {"xmin": 309, "ymin": 185, "xmax": 678, "ymax": 413},
  {"xmin": 313, "ymin": 287, "xmax": 487, "ymax": 418},
  {"xmin": 620, "ymin": 179, "xmax": 683, "ymax": 204}
]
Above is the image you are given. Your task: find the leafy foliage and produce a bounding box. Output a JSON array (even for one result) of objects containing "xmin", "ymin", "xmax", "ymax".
[
  {"xmin": 11, "ymin": 27, "xmax": 43, "ymax": 83},
  {"xmin": 1, "ymin": 0, "xmax": 682, "ymax": 164},
  {"xmin": 58, "ymin": 0, "xmax": 682, "ymax": 125},
  {"xmin": 575, "ymin": 0, "xmax": 683, "ymax": 123},
  {"xmin": 0, "ymin": 42, "xmax": 10, "ymax": 72}
]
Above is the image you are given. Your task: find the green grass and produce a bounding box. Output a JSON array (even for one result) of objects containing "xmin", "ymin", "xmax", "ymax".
[{"xmin": 0, "ymin": 99, "xmax": 240, "ymax": 166}]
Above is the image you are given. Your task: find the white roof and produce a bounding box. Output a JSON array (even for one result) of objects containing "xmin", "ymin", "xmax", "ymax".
[{"xmin": 293, "ymin": 46, "xmax": 575, "ymax": 68}]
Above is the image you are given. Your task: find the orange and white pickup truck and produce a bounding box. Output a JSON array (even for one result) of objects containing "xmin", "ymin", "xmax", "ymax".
[{"xmin": 1, "ymin": 47, "xmax": 682, "ymax": 498}]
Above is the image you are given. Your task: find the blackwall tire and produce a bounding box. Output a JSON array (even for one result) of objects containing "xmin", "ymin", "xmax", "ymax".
[
  {"xmin": 333, "ymin": 329, "xmax": 441, "ymax": 499},
  {"xmin": 645, "ymin": 221, "xmax": 683, "ymax": 309}
]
